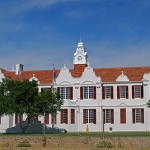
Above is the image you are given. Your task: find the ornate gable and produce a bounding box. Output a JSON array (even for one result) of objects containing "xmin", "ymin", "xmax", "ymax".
[
  {"xmin": 80, "ymin": 65, "xmax": 101, "ymax": 85},
  {"xmin": 116, "ymin": 71, "xmax": 129, "ymax": 82},
  {"xmin": 29, "ymin": 74, "xmax": 40, "ymax": 84},
  {"xmin": 57, "ymin": 64, "xmax": 73, "ymax": 85}
]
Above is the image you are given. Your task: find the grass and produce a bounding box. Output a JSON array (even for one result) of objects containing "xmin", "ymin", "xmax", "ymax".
[
  {"xmin": 1, "ymin": 132, "xmax": 150, "ymax": 150},
  {"xmin": 1, "ymin": 132, "xmax": 150, "ymax": 137},
  {"xmin": 0, "ymin": 147, "xmax": 150, "ymax": 150}
]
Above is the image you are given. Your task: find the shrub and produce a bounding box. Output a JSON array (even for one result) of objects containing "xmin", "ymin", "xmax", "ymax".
[
  {"xmin": 16, "ymin": 139, "xmax": 31, "ymax": 147},
  {"xmin": 95, "ymin": 140, "xmax": 112, "ymax": 148},
  {"xmin": 2, "ymin": 142, "xmax": 11, "ymax": 147}
]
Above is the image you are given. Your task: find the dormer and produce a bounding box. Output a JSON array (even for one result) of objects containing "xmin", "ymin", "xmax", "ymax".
[
  {"xmin": 29, "ymin": 74, "xmax": 40, "ymax": 84},
  {"xmin": 116, "ymin": 71, "xmax": 129, "ymax": 82}
]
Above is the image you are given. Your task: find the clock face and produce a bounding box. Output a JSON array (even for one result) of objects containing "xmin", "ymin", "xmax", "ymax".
[{"xmin": 77, "ymin": 56, "xmax": 82, "ymax": 61}]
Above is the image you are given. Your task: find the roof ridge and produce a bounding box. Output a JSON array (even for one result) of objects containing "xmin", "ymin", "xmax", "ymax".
[{"xmin": 93, "ymin": 66, "xmax": 150, "ymax": 70}]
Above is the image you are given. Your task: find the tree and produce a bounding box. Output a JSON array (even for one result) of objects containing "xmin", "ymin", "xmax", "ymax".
[
  {"xmin": 0, "ymin": 78, "xmax": 63, "ymax": 134},
  {"xmin": 35, "ymin": 89, "xmax": 63, "ymax": 128},
  {"xmin": 0, "ymin": 78, "xmax": 38, "ymax": 133},
  {"xmin": 35, "ymin": 89, "xmax": 63, "ymax": 147}
]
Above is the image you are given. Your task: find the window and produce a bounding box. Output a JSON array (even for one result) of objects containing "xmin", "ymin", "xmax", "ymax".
[
  {"xmin": 84, "ymin": 87, "xmax": 93, "ymax": 99},
  {"xmin": 51, "ymin": 114, "xmax": 56, "ymax": 124},
  {"xmin": 80, "ymin": 86, "xmax": 96, "ymax": 100},
  {"xmin": 15, "ymin": 114, "xmax": 23, "ymax": 124},
  {"xmin": 71, "ymin": 109, "xmax": 75, "ymax": 124},
  {"xmin": 117, "ymin": 86, "xmax": 128, "ymax": 99},
  {"xmin": 45, "ymin": 113, "xmax": 49, "ymax": 124},
  {"xmin": 132, "ymin": 108, "xmax": 144, "ymax": 123},
  {"xmin": 60, "ymin": 109, "xmax": 68, "ymax": 124},
  {"xmin": 102, "ymin": 86, "xmax": 113, "ymax": 99},
  {"xmin": 105, "ymin": 109, "xmax": 111, "ymax": 123},
  {"xmin": 103, "ymin": 109, "xmax": 114, "ymax": 124},
  {"xmin": 120, "ymin": 86, "xmax": 126, "ymax": 98},
  {"xmin": 35, "ymin": 115, "xmax": 38, "ymax": 121},
  {"xmin": 58, "ymin": 87, "xmax": 73, "ymax": 100},
  {"xmin": 83, "ymin": 109, "xmax": 96, "ymax": 124},
  {"xmin": 132, "ymin": 85, "xmax": 143, "ymax": 99},
  {"xmin": 120, "ymin": 109, "xmax": 126, "ymax": 124},
  {"xmin": 136, "ymin": 109, "xmax": 141, "ymax": 123}
]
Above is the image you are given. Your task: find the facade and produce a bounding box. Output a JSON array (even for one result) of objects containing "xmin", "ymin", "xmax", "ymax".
[{"xmin": 0, "ymin": 41, "xmax": 150, "ymax": 133}]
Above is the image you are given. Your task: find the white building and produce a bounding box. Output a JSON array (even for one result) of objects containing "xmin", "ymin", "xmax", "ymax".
[{"xmin": 0, "ymin": 41, "xmax": 150, "ymax": 133}]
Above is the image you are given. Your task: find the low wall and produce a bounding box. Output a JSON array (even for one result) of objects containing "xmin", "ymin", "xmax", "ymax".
[{"xmin": 0, "ymin": 136, "xmax": 150, "ymax": 148}]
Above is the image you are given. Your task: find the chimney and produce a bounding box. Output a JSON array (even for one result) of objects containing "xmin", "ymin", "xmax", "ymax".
[{"xmin": 15, "ymin": 64, "xmax": 23, "ymax": 75}]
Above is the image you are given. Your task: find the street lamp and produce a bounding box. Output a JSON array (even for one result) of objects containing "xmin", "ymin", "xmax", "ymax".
[
  {"xmin": 75, "ymin": 86, "xmax": 80, "ymax": 135},
  {"xmin": 143, "ymin": 80, "xmax": 148, "ymax": 132}
]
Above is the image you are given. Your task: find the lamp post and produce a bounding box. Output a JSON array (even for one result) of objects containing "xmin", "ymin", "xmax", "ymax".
[
  {"xmin": 100, "ymin": 84, "xmax": 104, "ymax": 133},
  {"xmin": 75, "ymin": 86, "xmax": 80, "ymax": 135},
  {"xmin": 143, "ymin": 80, "xmax": 148, "ymax": 132},
  {"xmin": 43, "ymin": 111, "xmax": 46, "ymax": 147}
]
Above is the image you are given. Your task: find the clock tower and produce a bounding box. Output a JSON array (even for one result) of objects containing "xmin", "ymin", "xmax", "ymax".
[
  {"xmin": 73, "ymin": 40, "xmax": 88, "ymax": 76},
  {"xmin": 73, "ymin": 40, "xmax": 88, "ymax": 65}
]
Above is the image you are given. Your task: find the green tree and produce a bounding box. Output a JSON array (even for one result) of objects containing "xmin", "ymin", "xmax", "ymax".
[
  {"xmin": 35, "ymin": 89, "xmax": 63, "ymax": 128},
  {"xmin": 35, "ymin": 89, "xmax": 63, "ymax": 147},
  {"xmin": 0, "ymin": 78, "xmax": 38, "ymax": 133},
  {"xmin": 0, "ymin": 78, "xmax": 63, "ymax": 134}
]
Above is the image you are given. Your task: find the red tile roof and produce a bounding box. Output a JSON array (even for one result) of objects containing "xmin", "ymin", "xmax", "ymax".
[
  {"xmin": 0, "ymin": 68, "xmax": 9, "ymax": 77},
  {"xmin": 6, "ymin": 70, "xmax": 60, "ymax": 84},
  {"xmin": 94, "ymin": 66, "xmax": 150, "ymax": 82},
  {"xmin": 1, "ymin": 65, "xmax": 150, "ymax": 83}
]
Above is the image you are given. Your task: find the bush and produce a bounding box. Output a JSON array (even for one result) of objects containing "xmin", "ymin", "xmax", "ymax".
[
  {"xmin": 2, "ymin": 142, "xmax": 11, "ymax": 147},
  {"xmin": 95, "ymin": 140, "xmax": 112, "ymax": 148},
  {"xmin": 16, "ymin": 139, "xmax": 31, "ymax": 147}
]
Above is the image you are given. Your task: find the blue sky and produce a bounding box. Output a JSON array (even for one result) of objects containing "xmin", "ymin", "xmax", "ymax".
[{"xmin": 0, "ymin": 0, "xmax": 150, "ymax": 71}]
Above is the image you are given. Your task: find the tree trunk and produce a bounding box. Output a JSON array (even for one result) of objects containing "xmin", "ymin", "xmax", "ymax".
[
  {"xmin": 52, "ymin": 114, "xmax": 54, "ymax": 128},
  {"xmin": 43, "ymin": 112, "xmax": 46, "ymax": 147},
  {"xmin": 19, "ymin": 114, "xmax": 32, "ymax": 134}
]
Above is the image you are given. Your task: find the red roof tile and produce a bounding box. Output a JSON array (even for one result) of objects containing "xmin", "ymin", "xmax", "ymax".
[
  {"xmin": 94, "ymin": 66, "xmax": 150, "ymax": 82},
  {"xmin": 2, "ymin": 66, "xmax": 150, "ymax": 83},
  {"xmin": 6, "ymin": 70, "xmax": 60, "ymax": 84}
]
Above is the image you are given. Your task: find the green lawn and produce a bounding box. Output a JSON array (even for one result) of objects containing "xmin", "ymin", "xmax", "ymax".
[
  {"xmin": 0, "ymin": 132, "xmax": 150, "ymax": 150},
  {"xmin": 1, "ymin": 132, "xmax": 150, "ymax": 137}
]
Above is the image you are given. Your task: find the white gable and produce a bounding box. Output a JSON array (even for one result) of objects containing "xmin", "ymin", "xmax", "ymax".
[
  {"xmin": 29, "ymin": 74, "xmax": 40, "ymax": 84},
  {"xmin": 143, "ymin": 72, "xmax": 150, "ymax": 81},
  {"xmin": 57, "ymin": 64, "xmax": 73, "ymax": 85},
  {"xmin": 0, "ymin": 69, "xmax": 5, "ymax": 82},
  {"xmin": 116, "ymin": 71, "xmax": 129, "ymax": 82},
  {"xmin": 79, "ymin": 65, "xmax": 101, "ymax": 85}
]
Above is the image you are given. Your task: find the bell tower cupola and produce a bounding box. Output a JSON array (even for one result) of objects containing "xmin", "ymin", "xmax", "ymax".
[{"xmin": 73, "ymin": 40, "xmax": 88, "ymax": 65}]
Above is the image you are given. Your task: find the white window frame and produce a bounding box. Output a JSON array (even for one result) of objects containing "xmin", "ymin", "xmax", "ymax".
[
  {"xmin": 83, "ymin": 86, "xmax": 94, "ymax": 99},
  {"xmin": 120, "ymin": 86, "xmax": 126, "ymax": 99},
  {"xmin": 105, "ymin": 109, "xmax": 111, "ymax": 123},
  {"xmin": 105, "ymin": 86, "xmax": 111, "ymax": 99},
  {"xmin": 135, "ymin": 108, "xmax": 141, "ymax": 123},
  {"xmin": 134, "ymin": 85, "xmax": 141, "ymax": 99},
  {"xmin": 86, "ymin": 109, "xmax": 94, "ymax": 123},
  {"xmin": 60, "ymin": 87, "xmax": 70, "ymax": 99}
]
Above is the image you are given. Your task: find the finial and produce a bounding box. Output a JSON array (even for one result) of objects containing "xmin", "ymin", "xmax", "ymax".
[
  {"xmin": 64, "ymin": 64, "xmax": 66, "ymax": 69},
  {"xmin": 33, "ymin": 74, "xmax": 35, "ymax": 77},
  {"xmin": 121, "ymin": 71, "xmax": 124, "ymax": 75},
  {"xmin": 80, "ymin": 32, "xmax": 82, "ymax": 42}
]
